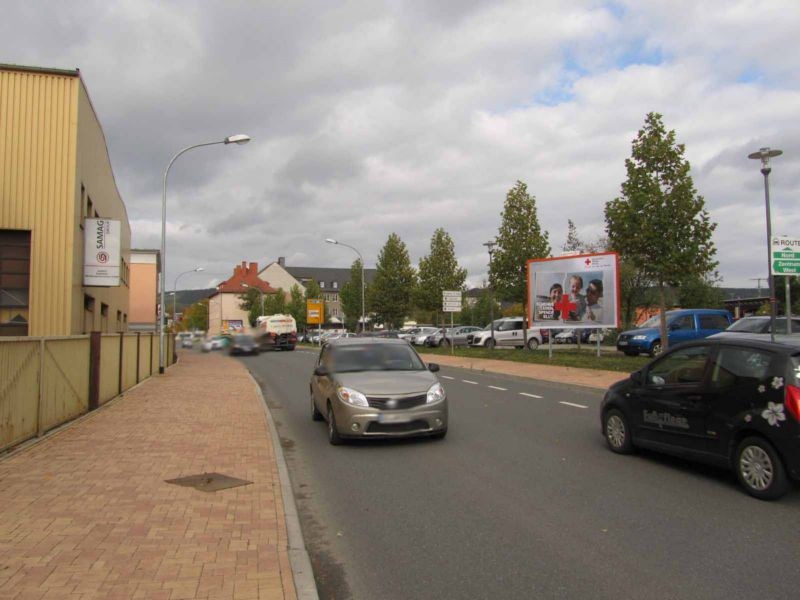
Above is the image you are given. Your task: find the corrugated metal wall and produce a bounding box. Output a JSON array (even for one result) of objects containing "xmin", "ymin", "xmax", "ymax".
[
  {"xmin": 99, "ymin": 334, "xmax": 121, "ymax": 404},
  {"xmin": 0, "ymin": 69, "xmax": 79, "ymax": 336}
]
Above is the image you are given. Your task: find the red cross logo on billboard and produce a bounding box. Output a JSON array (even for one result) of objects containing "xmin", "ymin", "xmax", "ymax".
[
  {"xmin": 553, "ymin": 295, "xmax": 577, "ymax": 321},
  {"xmin": 585, "ymin": 258, "xmax": 592, "ymax": 266}
]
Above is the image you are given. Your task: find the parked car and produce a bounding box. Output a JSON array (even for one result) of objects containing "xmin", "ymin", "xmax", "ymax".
[
  {"xmin": 201, "ymin": 336, "xmax": 230, "ymax": 352},
  {"xmin": 180, "ymin": 337, "xmax": 194, "ymax": 349},
  {"xmin": 229, "ymin": 334, "xmax": 259, "ymax": 356},
  {"xmin": 411, "ymin": 327, "xmax": 440, "ymax": 346},
  {"xmin": 710, "ymin": 316, "xmax": 800, "ymax": 339},
  {"xmin": 397, "ymin": 328, "xmax": 421, "ymax": 341},
  {"xmin": 600, "ymin": 337, "xmax": 800, "ymax": 500},
  {"xmin": 425, "ymin": 326, "xmax": 482, "ymax": 347},
  {"xmin": 467, "ymin": 317, "xmax": 544, "ymax": 350},
  {"xmin": 310, "ymin": 338, "xmax": 448, "ymax": 444},
  {"xmin": 616, "ymin": 309, "xmax": 732, "ymax": 357}
]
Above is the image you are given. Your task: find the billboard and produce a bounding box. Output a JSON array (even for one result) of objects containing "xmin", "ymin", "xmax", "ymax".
[
  {"xmin": 527, "ymin": 252, "xmax": 620, "ymax": 329},
  {"xmin": 83, "ymin": 219, "xmax": 121, "ymax": 286}
]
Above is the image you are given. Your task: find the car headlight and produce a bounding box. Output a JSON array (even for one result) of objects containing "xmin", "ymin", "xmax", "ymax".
[
  {"xmin": 426, "ymin": 382, "xmax": 446, "ymax": 404},
  {"xmin": 632, "ymin": 335, "xmax": 647, "ymax": 340},
  {"xmin": 336, "ymin": 386, "xmax": 369, "ymax": 407}
]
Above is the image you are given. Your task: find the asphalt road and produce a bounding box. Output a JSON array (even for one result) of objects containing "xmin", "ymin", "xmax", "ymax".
[{"xmin": 240, "ymin": 348, "xmax": 800, "ymax": 600}]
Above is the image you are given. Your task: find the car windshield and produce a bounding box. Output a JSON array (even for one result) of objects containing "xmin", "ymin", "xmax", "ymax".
[
  {"xmin": 482, "ymin": 320, "xmax": 504, "ymax": 331},
  {"xmin": 330, "ymin": 344, "xmax": 426, "ymax": 373},
  {"xmin": 727, "ymin": 318, "xmax": 768, "ymax": 333},
  {"xmin": 639, "ymin": 315, "xmax": 663, "ymax": 328}
]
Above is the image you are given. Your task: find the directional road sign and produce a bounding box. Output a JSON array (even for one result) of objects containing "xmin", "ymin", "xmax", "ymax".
[{"xmin": 771, "ymin": 236, "xmax": 800, "ymax": 275}]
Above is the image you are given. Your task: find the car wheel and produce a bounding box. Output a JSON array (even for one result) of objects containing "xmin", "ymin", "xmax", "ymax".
[
  {"xmin": 649, "ymin": 341, "xmax": 662, "ymax": 357},
  {"xmin": 311, "ymin": 390, "xmax": 323, "ymax": 421},
  {"xmin": 603, "ymin": 408, "xmax": 634, "ymax": 454},
  {"xmin": 327, "ymin": 404, "xmax": 343, "ymax": 445},
  {"xmin": 485, "ymin": 338, "xmax": 496, "ymax": 349},
  {"xmin": 527, "ymin": 337, "xmax": 539, "ymax": 351},
  {"xmin": 735, "ymin": 436, "xmax": 790, "ymax": 500}
]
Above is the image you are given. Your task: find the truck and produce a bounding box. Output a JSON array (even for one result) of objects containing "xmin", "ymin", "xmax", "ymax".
[{"xmin": 255, "ymin": 314, "xmax": 297, "ymax": 351}]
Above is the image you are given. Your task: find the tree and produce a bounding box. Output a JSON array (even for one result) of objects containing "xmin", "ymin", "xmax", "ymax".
[
  {"xmin": 460, "ymin": 288, "xmax": 500, "ymax": 327},
  {"xmin": 182, "ymin": 299, "xmax": 209, "ymax": 332},
  {"xmin": 287, "ymin": 285, "xmax": 307, "ymax": 331},
  {"xmin": 678, "ymin": 275, "xmax": 726, "ymax": 309},
  {"xmin": 238, "ymin": 289, "xmax": 265, "ymax": 327},
  {"xmin": 263, "ymin": 288, "xmax": 287, "ymax": 316},
  {"xmin": 605, "ymin": 112, "xmax": 717, "ymax": 352},
  {"xmin": 490, "ymin": 180, "xmax": 551, "ymax": 348},
  {"xmin": 415, "ymin": 228, "xmax": 467, "ymax": 327},
  {"xmin": 340, "ymin": 259, "xmax": 366, "ymax": 331},
  {"xmin": 563, "ymin": 219, "xmax": 582, "ymax": 253},
  {"xmin": 369, "ymin": 233, "xmax": 417, "ymax": 329}
]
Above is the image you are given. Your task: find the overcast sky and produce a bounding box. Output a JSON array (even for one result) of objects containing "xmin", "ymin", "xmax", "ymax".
[{"xmin": 4, "ymin": 0, "xmax": 799, "ymax": 290}]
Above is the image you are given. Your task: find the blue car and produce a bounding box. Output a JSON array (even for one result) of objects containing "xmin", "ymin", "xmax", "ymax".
[{"xmin": 617, "ymin": 309, "xmax": 732, "ymax": 357}]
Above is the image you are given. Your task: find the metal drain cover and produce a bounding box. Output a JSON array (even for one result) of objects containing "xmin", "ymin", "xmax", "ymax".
[{"xmin": 165, "ymin": 472, "xmax": 252, "ymax": 492}]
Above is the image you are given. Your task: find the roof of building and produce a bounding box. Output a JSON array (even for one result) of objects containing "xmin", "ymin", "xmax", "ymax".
[
  {"xmin": 215, "ymin": 261, "xmax": 277, "ymax": 295},
  {"xmin": 0, "ymin": 63, "xmax": 79, "ymax": 77}
]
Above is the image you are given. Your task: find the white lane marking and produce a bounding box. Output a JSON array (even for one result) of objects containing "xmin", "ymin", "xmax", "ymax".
[
  {"xmin": 441, "ymin": 375, "xmax": 455, "ymax": 380},
  {"xmin": 520, "ymin": 393, "xmax": 543, "ymax": 399},
  {"xmin": 559, "ymin": 401, "xmax": 588, "ymax": 409},
  {"xmin": 462, "ymin": 380, "xmax": 479, "ymax": 385},
  {"xmin": 488, "ymin": 385, "xmax": 507, "ymax": 391}
]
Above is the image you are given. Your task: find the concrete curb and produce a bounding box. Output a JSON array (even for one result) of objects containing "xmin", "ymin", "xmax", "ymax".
[{"xmin": 248, "ymin": 371, "xmax": 319, "ymax": 600}]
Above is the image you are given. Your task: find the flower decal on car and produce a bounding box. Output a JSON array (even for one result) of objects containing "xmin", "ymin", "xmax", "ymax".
[
  {"xmin": 757, "ymin": 384, "xmax": 766, "ymax": 394},
  {"xmin": 761, "ymin": 402, "xmax": 786, "ymax": 427},
  {"xmin": 771, "ymin": 376, "xmax": 784, "ymax": 390}
]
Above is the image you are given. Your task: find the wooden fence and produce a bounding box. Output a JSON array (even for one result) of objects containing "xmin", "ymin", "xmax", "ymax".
[{"xmin": 0, "ymin": 332, "xmax": 175, "ymax": 452}]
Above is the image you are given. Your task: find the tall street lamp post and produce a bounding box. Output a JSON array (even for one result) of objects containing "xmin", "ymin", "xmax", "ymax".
[
  {"xmin": 172, "ymin": 267, "xmax": 204, "ymax": 328},
  {"xmin": 325, "ymin": 238, "xmax": 365, "ymax": 332},
  {"xmin": 748, "ymin": 146, "xmax": 783, "ymax": 343},
  {"xmin": 159, "ymin": 134, "xmax": 250, "ymax": 374},
  {"xmin": 242, "ymin": 283, "xmax": 265, "ymax": 319},
  {"xmin": 483, "ymin": 240, "xmax": 497, "ymax": 349}
]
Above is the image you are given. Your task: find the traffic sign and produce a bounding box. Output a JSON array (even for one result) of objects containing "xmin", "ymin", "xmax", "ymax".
[
  {"xmin": 442, "ymin": 291, "xmax": 462, "ymax": 299},
  {"xmin": 442, "ymin": 302, "xmax": 461, "ymax": 312},
  {"xmin": 306, "ymin": 299, "xmax": 324, "ymax": 324},
  {"xmin": 771, "ymin": 237, "xmax": 800, "ymax": 275}
]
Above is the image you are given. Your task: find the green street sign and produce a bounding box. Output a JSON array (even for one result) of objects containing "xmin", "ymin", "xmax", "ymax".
[{"xmin": 771, "ymin": 237, "xmax": 800, "ymax": 275}]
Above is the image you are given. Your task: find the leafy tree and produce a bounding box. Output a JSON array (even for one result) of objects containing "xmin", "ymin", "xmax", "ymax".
[
  {"xmin": 369, "ymin": 233, "xmax": 417, "ymax": 329},
  {"xmin": 263, "ymin": 288, "xmax": 287, "ymax": 316},
  {"xmin": 605, "ymin": 112, "xmax": 717, "ymax": 351},
  {"xmin": 460, "ymin": 288, "xmax": 500, "ymax": 327},
  {"xmin": 287, "ymin": 285, "xmax": 307, "ymax": 331},
  {"xmin": 238, "ymin": 289, "xmax": 265, "ymax": 327},
  {"xmin": 340, "ymin": 259, "xmax": 366, "ymax": 331},
  {"xmin": 678, "ymin": 275, "xmax": 726, "ymax": 309},
  {"xmin": 415, "ymin": 228, "xmax": 467, "ymax": 327},
  {"xmin": 563, "ymin": 219, "xmax": 583, "ymax": 253},
  {"xmin": 490, "ymin": 180, "xmax": 550, "ymax": 348},
  {"xmin": 182, "ymin": 299, "xmax": 209, "ymax": 332}
]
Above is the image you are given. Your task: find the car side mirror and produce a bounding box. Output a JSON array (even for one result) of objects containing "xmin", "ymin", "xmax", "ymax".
[
  {"xmin": 314, "ymin": 365, "xmax": 329, "ymax": 377},
  {"xmin": 428, "ymin": 363, "xmax": 440, "ymax": 372},
  {"xmin": 630, "ymin": 370, "xmax": 643, "ymax": 385}
]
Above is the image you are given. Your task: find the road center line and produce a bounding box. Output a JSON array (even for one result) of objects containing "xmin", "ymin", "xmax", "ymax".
[
  {"xmin": 462, "ymin": 380, "xmax": 479, "ymax": 385},
  {"xmin": 559, "ymin": 401, "xmax": 588, "ymax": 409},
  {"xmin": 488, "ymin": 385, "xmax": 507, "ymax": 391},
  {"xmin": 441, "ymin": 375, "xmax": 455, "ymax": 380},
  {"xmin": 520, "ymin": 393, "xmax": 543, "ymax": 399}
]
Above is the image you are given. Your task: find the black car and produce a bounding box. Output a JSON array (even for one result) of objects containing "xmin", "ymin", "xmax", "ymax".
[
  {"xmin": 229, "ymin": 334, "xmax": 260, "ymax": 356},
  {"xmin": 600, "ymin": 337, "xmax": 800, "ymax": 500}
]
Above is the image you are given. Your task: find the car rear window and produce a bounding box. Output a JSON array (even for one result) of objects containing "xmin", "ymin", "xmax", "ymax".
[
  {"xmin": 699, "ymin": 314, "xmax": 730, "ymax": 330},
  {"xmin": 330, "ymin": 344, "xmax": 426, "ymax": 372}
]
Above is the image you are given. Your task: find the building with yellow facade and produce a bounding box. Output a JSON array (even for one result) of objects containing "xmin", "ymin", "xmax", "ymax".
[{"xmin": 0, "ymin": 64, "xmax": 131, "ymax": 336}]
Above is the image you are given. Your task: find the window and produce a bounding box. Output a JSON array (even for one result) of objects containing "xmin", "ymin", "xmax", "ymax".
[
  {"xmin": 320, "ymin": 281, "xmax": 325, "ymax": 289},
  {"xmin": 101, "ymin": 303, "xmax": 109, "ymax": 332},
  {"xmin": 84, "ymin": 295, "xmax": 95, "ymax": 333},
  {"xmin": 0, "ymin": 230, "xmax": 31, "ymax": 336},
  {"xmin": 647, "ymin": 345, "xmax": 709, "ymax": 386},
  {"xmin": 333, "ymin": 281, "xmax": 338, "ymax": 289},
  {"xmin": 670, "ymin": 315, "xmax": 695, "ymax": 331},
  {"xmin": 699, "ymin": 314, "xmax": 729, "ymax": 330},
  {"xmin": 710, "ymin": 347, "xmax": 773, "ymax": 389},
  {"xmin": 116, "ymin": 310, "xmax": 122, "ymax": 332}
]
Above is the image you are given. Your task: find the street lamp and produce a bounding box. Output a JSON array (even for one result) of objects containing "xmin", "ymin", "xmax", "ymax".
[
  {"xmin": 159, "ymin": 134, "xmax": 250, "ymax": 373},
  {"xmin": 483, "ymin": 240, "xmax": 497, "ymax": 349},
  {"xmin": 242, "ymin": 282, "xmax": 265, "ymax": 319},
  {"xmin": 748, "ymin": 146, "xmax": 783, "ymax": 343},
  {"xmin": 173, "ymin": 267, "xmax": 204, "ymax": 328},
  {"xmin": 325, "ymin": 238, "xmax": 365, "ymax": 332}
]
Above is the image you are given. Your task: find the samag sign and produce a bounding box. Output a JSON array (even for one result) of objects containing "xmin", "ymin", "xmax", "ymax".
[{"xmin": 83, "ymin": 219, "xmax": 121, "ymax": 286}]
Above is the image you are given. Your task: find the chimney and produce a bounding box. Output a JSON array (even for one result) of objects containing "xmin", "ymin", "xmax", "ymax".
[
  {"xmin": 278, "ymin": 256, "xmax": 285, "ymax": 267},
  {"xmin": 249, "ymin": 262, "xmax": 258, "ymax": 275}
]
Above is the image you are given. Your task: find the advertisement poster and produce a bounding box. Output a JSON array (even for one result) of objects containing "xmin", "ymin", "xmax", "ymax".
[
  {"xmin": 527, "ymin": 252, "xmax": 619, "ymax": 329},
  {"xmin": 83, "ymin": 218, "xmax": 121, "ymax": 286}
]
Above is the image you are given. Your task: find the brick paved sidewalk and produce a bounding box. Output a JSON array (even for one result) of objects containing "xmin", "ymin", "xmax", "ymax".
[{"xmin": 0, "ymin": 351, "xmax": 297, "ymax": 600}]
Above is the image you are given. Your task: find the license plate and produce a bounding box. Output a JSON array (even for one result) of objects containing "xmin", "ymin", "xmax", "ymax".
[
  {"xmin": 378, "ymin": 413, "xmax": 412, "ymax": 424},
  {"xmin": 618, "ymin": 341, "xmax": 628, "ymax": 346}
]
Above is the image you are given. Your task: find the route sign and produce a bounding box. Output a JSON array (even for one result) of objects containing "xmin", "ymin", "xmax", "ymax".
[
  {"xmin": 442, "ymin": 290, "xmax": 462, "ymax": 312},
  {"xmin": 307, "ymin": 299, "xmax": 324, "ymax": 324},
  {"xmin": 771, "ymin": 236, "xmax": 800, "ymax": 275}
]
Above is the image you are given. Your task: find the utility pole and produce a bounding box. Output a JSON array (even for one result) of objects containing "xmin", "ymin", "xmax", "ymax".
[{"xmin": 749, "ymin": 277, "xmax": 766, "ymax": 297}]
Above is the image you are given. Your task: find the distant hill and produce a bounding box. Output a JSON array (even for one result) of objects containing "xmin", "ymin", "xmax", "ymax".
[
  {"xmin": 720, "ymin": 287, "xmax": 764, "ymax": 300},
  {"xmin": 170, "ymin": 288, "xmax": 216, "ymax": 313}
]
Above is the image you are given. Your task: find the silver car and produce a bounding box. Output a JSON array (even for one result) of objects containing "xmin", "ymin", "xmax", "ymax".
[{"xmin": 310, "ymin": 338, "xmax": 448, "ymax": 444}]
